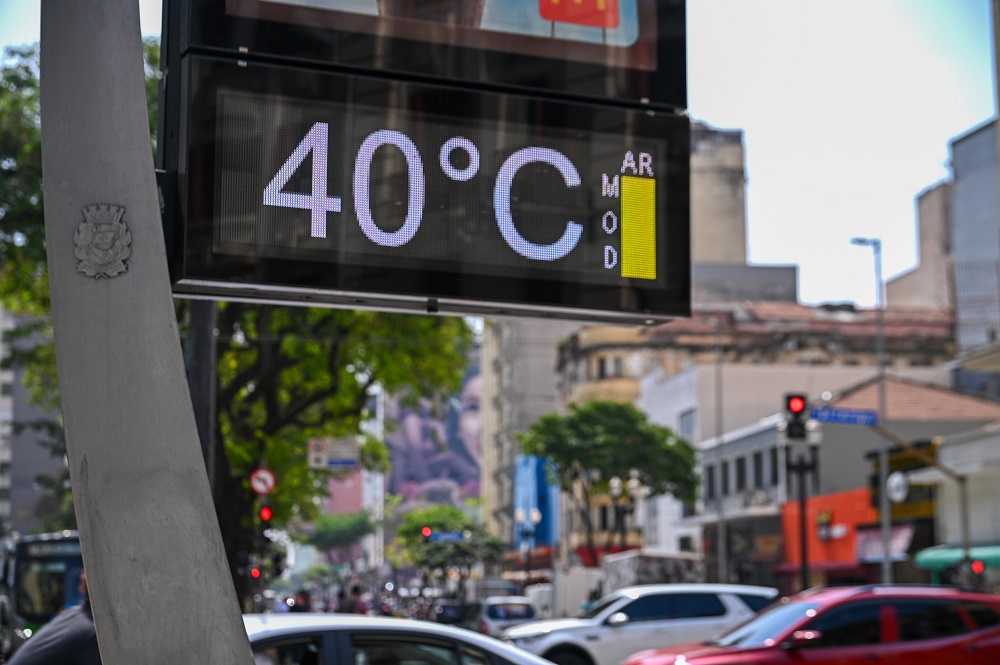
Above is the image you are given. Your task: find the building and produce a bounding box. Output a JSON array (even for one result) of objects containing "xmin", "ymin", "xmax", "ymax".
[
  {"xmin": 692, "ymin": 376, "xmax": 1000, "ymax": 593},
  {"xmin": 556, "ymin": 301, "xmax": 955, "ymax": 565}
]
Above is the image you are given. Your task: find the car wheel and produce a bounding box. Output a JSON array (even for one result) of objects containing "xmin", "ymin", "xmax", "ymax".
[{"xmin": 545, "ymin": 649, "xmax": 592, "ymax": 665}]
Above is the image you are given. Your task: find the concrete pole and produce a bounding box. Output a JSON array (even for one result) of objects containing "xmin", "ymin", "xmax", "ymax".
[
  {"xmin": 39, "ymin": 1, "xmax": 252, "ymax": 662},
  {"xmin": 873, "ymin": 240, "xmax": 892, "ymax": 585}
]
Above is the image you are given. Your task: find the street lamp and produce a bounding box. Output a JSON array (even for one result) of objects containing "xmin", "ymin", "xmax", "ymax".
[
  {"xmin": 610, "ymin": 474, "xmax": 643, "ymax": 549},
  {"xmin": 851, "ymin": 236, "xmax": 891, "ymax": 585},
  {"xmin": 515, "ymin": 507, "xmax": 542, "ymax": 591}
]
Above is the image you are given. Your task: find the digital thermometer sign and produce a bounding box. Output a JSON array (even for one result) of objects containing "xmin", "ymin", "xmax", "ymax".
[{"xmin": 169, "ymin": 57, "xmax": 689, "ymax": 322}]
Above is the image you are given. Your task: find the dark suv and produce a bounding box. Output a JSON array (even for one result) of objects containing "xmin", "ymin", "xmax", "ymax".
[{"xmin": 622, "ymin": 584, "xmax": 1000, "ymax": 665}]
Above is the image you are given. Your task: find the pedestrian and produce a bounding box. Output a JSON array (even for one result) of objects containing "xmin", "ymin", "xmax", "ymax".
[
  {"xmin": 290, "ymin": 589, "xmax": 312, "ymax": 613},
  {"xmin": 336, "ymin": 585, "xmax": 367, "ymax": 614},
  {"xmin": 8, "ymin": 570, "xmax": 101, "ymax": 665}
]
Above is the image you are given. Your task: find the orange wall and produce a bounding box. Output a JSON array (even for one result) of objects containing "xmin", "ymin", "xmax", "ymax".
[{"xmin": 782, "ymin": 488, "xmax": 877, "ymax": 566}]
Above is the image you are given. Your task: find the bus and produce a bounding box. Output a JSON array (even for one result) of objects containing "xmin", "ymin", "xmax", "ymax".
[{"xmin": 11, "ymin": 531, "xmax": 85, "ymax": 632}]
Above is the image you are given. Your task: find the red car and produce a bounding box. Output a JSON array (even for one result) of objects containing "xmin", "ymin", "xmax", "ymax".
[{"xmin": 621, "ymin": 584, "xmax": 1000, "ymax": 665}]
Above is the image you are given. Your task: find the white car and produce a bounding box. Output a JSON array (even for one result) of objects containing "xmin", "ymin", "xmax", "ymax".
[
  {"xmin": 463, "ymin": 596, "xmax": 539, "ymax": 637},
  {"xmin": 502, "ymin": 583, "xmax": 778, "ymax": 665},
  {"xmin": 245, "ymin": 613, "xmax": 552, "ymax": 665}
]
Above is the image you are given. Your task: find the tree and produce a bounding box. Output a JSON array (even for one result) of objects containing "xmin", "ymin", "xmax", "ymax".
[
  {"xmin": 518, "ymin": 400, "xmax": 698, "ymax": 567},
  {"xmin": 393, "ymin": 505, "xmax": 504, "ymax": 597},
  {"xmin": 308, "ymin": 511, "xmax": 376, "ymax": 566}
]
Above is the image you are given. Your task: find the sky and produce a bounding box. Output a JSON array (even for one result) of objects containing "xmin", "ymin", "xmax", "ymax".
[{"xmin": 0, "ymin": 0, "xmax": 995, "ymax": 308}]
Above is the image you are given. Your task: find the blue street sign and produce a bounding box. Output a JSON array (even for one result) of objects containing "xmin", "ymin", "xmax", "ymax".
[
  {"xmin": 810, "ymin": 406, "xmax": 878, "ymax": 426},
  {"xmin": 430, "ymin": 531, "xmax": 464, "ymax": 542}
]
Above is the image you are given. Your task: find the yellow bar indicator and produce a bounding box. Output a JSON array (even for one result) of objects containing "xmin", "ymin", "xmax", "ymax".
[{"xmin": 621, "ymin": 175, "xmax": 656, "ymax": 279}]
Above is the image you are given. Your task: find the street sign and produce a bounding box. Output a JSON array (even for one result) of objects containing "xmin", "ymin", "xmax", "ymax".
[
  {"xmin": 810, "ymin": 406, "xmax": 878, "ymax": 427},
  {"xmin": 886, "ymin": 471, "xmax": 910, "ymax": 504},
  {"xmin": 307, "ymin": 437, "xmax": 360, "ymax": 470},
  {"xmin": 430, "ymin": 531, "xmax": 464, "ymax": 542},
  {"xmin": 249, "ymin": 468, "xmax": 276, "ymax": 495}
]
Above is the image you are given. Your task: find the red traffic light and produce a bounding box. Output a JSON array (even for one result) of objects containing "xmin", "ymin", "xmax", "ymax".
[
  {"xmin": 250, "ymin": 566, "xmax": 261, "ymax": 579},
  {"xmin": 421, "ymin": 526, "xmax": 433, "ymax": 539},
  {"xmin": 786, "ymin": 395, "xmax": 806, "ymax": 414},
  {"xmin": 972, "ymin": 560, "xmax": 986, "ymax": 575},
  {"xmin": 259, "ymin": 506, "xmax": 273, "ymax": 522}
]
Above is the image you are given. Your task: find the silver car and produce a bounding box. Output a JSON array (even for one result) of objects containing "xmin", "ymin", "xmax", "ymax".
[
  {"xmin": 503, "ymin": 583, "xmax": 778, "ymax": 665},
  {"xmin": 245, "ymin": 613, "xmax": 553, "ymax": 665}
]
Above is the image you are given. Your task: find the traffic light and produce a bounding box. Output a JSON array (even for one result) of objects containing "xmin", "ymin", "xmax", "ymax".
[
  {"xmin": 250, "ymin": 566, "xmax": 262, "ymax": 580},
  {"xmin": 784, "ymin": 394, "xmax": 808, "ymax": 440},
  {"xmin": 421, "ymin": 526, "xmax": 433, "ymax": 543},
  {"xmin": 972, "ymin": 560, "xmax": 985, "ymax": 576},
  {"xmin": 258, "ymin": 502, "xmax": 273, "ymax": 543}
]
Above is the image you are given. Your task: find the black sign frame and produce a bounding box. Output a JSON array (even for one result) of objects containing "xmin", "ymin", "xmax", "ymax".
[{"xmin": 166, "ymin": 55, "xmax": 690, "ymax": 323}]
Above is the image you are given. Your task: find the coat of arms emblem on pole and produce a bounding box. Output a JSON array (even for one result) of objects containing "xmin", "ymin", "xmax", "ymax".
[{"xmin": 74, "ymin": 203, "xmax": 132, "ymax": 278}]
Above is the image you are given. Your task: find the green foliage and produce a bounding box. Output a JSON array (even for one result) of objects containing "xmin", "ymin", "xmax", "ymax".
[
  {"xmin": 393, "ymin": 505, "xmax": 504, "ymax": 594},
  {"xmin": 518, "ymin": 400, "xmax": 698, "ymax": 564},
  {"xmin": 309, "ymin": 511, "xmax": 375, "ymax": 555}
]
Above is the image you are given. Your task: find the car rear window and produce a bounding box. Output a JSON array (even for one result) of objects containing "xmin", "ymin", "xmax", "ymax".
[
  {"xmin": 487, "ymin": 603, "xmax": 535, "ymax": 620},
  {"xmin": 737, "ymin": 593, "xmax": 773, "ymax": 613}
]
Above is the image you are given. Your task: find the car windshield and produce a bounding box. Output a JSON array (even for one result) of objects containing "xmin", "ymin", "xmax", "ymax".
[
  {"xmin": 710, "ymin": 600, "xmax": 820, "ymax": 648},
  {"xmin": 579, "ymin": 594, "xmax": 623, "ymax": 619}
]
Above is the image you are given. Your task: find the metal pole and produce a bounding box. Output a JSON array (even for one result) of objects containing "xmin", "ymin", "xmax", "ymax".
[
  {"xmin": 873, "ymin": 240, "xmax": 892, "ymax": 585},
  {"xmin": 960, "ymin": 476, "xmax": 972, "ymax": 587},
  {"xmin": 716, "ymin": 324, "xmax": 728, "ymax": 583},
  {"xmin": 523, "ymin": 531, "xmax": 531, "ymax": 592},
  {"xmin": 798, "ymin": 457, "xmax": 809, "ymax": 591},
  {"xmin": 853, "ymin": 237, "xmax": 891, "ymax": 585}
]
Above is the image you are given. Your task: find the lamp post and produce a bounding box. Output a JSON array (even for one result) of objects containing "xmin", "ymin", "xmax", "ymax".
[
  {"xmin": 609, "ymin": 473, "xmax": 643, "ymax": 549},
  {"xmin": 515, "ymin": 507, "xmax": 542, "ymax": 592},
  {"xmin": 851, "ymin": 236, "xmax": 891, "ymax": 585}
]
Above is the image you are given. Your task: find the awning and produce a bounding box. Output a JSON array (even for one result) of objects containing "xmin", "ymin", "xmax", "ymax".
[
  {"xmin": 915, "ymin": 544, "xmax": 1000, "ymax": 571},
  {"xmin": 957, "ymin": 342, "xmax": 1000, "ymax": 372}
]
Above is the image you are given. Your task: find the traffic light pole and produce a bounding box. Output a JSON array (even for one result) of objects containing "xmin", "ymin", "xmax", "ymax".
[{"xmin": 787, "ymin": 446, "xmax": 818, "ymax": 592}]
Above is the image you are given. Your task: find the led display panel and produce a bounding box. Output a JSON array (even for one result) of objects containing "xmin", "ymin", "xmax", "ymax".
[
  {"xmin": 168, "ymin": 0, "xmax": 685, "ymax": 109},
  {"xmin": 171, "ymin": 56, "xmax": 690, "ymax": 322}
]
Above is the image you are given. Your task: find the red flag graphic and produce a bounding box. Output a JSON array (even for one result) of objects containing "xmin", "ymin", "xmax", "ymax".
[{"xmin": 540, "ymin": 0, "xmax": 620, "ymax": 29}]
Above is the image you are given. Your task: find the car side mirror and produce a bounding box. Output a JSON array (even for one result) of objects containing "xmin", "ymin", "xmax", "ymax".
[
  {"xmin": 607, "ymin": 612, "xmax": 630, "ymax": 627},
  {"xmin": 781, "ymin": 630, "xmax": 822, "ymax": 650}
]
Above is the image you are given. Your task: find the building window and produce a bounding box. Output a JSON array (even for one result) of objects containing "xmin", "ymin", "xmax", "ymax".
[
  {"xmin": 597, "ymin": 357, "xmax": 607, "ymax": 379},
  {"xmin": 599, "ymin": 505, "xmax": 609, "ymax": 531},
  {"xmin": 721, "ymin": 461, "xmax": 730, "ymax": 496},
  {"xmin": 0, "ymin": 383, "xmax": 10, "ymax": 397},
  {"xmin": 678, "ymin": 409, "xmax": 695, "ymax": 441},
  {"xmin": 753, "ymin": 451, "xmax": 763, "ymax": 487},
  {"xmin": 679, "ymin": 536, "xmax": 694, "ymax": 552},
  {"xmin": 769, "ymin": 447, "xmax": 780, "ymax": 486},
  {"xmin": 705, "ymin": 465, "xmax": 716, "ymax": 500},
  {"xmin": 613, "ymin": 356, "xmax": 624, "ymax": 378},
  {"xmin": 735, "ymin": 457, "xmax": 746, "ymax": 491}
]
